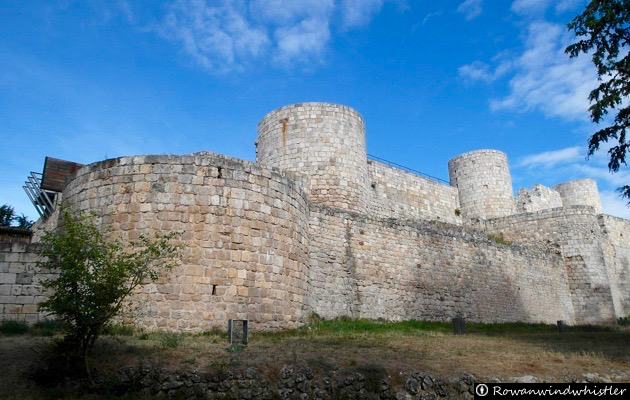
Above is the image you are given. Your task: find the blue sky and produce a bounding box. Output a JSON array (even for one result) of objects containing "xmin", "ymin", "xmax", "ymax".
[{"xmin": 1, "ymin": 0, "xmax": 629, "ymax": 219}]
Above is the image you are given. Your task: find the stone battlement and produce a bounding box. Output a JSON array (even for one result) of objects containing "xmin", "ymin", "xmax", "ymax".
[{"xmin": 2, "ymin": 102, "xmax": 629, "ymax": 330}]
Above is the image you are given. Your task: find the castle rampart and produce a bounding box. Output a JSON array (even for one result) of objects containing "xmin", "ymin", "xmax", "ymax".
[
  {"xmin": 307, "ymin": 205, "xmax": 574, "ymax": 324},
  {"xmin": 256, "ymin": 103, "xmax": 368, "ymax": 213},
  {"xmin": 554, "ymin": 179, "xmax": 603, "ymax": 213},
  {"xmin": 366, "ymin": 159, "xmax": 461, "ymax": 224},
  {"xmin": 61, "ymin": 153, "xmax": 311, "ymax": 331},
  {"xmin": 483, "ymin": 207, "xmax": 619, "ymax": 324},
  {"xmin": 447, "ymin": 150, "xmax": 516, "ymax": 220},
  {"xmin": 2, "ymin": 102, "xmax": 629, "ymax": 329},
  {"xmin": 516, "ymin": 184, "xmax": 563, "ymax": 213}
]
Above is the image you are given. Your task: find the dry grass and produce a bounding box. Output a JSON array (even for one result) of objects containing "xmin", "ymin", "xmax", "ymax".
[{"xmin": 1, "ymin": 320, "xmax": 630, "ymax": 399}]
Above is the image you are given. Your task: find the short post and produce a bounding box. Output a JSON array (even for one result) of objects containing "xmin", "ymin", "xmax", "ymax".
[
  {"xmin": 452, "ymin": 317, "xmax": 466, "ymax": 335},
  {"xmin": 557, "ymin": 320, "xmax": 566, "ymax": 333},
  {"xmin": 228, "ymin": 319, "xmax": 249, "ymax": 345}
]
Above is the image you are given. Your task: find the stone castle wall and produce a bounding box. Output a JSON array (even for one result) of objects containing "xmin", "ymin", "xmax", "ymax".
[
  {"xmin": 599, "ymin": 215, "xmax": 630, "ymax": 318},
  {"xmin": 256, "ymin": 103, "xmax": 368, "ymax": 213},
  {"xmin": 366, "ymin": 160, "xmax": 462, "ymax": 224},
  {"xmin": 307, "ymin": 205, "xmax": 574, "ymax": 324},
  {"xmin": 2, "ymin": 102, "xmax": 628, "ymax": 329},
  {"xmin": 60, "ymin": 153, "xmax": 311, "ymax": 332},
  {"xmin": 483, "ymin": 207, "xmax": 617, "ymax": 324},
  {"xmin": 555, "ymin": 179, "xmax": 603, "ymax": 213},
  {"xmin": 448, "ymin": 150, "xmax": 516, "ymax": 220},
  {"xmin": 516, "ymin": 184, "xmax": 563, "ymax": 213},
  {"xmin": 0, "ymin": 241, "xmax": 52, "ymax": 322}
]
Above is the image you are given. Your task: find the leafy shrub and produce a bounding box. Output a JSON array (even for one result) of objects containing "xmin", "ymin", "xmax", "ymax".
[
  {"xmin": 31, "ymin": 320, "xmax": 64, "ymax": 336},
  {"xmin": 158, "ymin": 333, "xmax": 182, "ymax": 349},
  {"xmin": 0, "ymin": 320, "xmax": 29, "ymax": 335},
  {"xmin": 38, "ymin": 209, "xmax": 182, "ymax": 380},
  {"xmin": 103, "ymin": 324, "xmax": 135, "ymax": 336}
]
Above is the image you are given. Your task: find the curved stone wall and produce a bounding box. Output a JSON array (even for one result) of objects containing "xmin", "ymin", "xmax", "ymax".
[
  {"xmin": 448, "ymin": 150, "xmax": 515, "ymax": 220},
  {"xmin": 256, "ymin": 103, "xmax": 368, "ymax": 213},
  {"xmin": 61, "ymin": 153, "xmax": 310, "ymax": 332},
  {"xmin": 554, "ymin": 179, "xmax": 602, "ymax": 213}
]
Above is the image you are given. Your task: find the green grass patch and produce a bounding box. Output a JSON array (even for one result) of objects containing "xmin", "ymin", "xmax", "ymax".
[
  {"xmin": 30, "ymin": 320, "xmax": 64, "ymax": 336},
  {"xmin": 103, "ymin": 323, "xmax": 135, "ymax": 336},
  {"xmin": 0, "ymin": 320, "xmax": 29, "ymax": 335},
  {"xmin": 156, "ymin": 332, "xmax": 183, "ymax": 349},
  {"xmin": 253, "ymin": 317, "xmax": 618, "ymax": 341}
]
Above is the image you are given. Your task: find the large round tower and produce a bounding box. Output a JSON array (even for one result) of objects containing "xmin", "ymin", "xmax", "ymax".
[
  {"xmin": 448, "ymin": 149, "xmax": 516, "ymax": 220},
  {"xmin": 554, "ymin": 179, "xmax": 602, "ymax": 213},
  {"xmin": 256, "ymin": 103, "xmax": 368, "ymax": 212}
]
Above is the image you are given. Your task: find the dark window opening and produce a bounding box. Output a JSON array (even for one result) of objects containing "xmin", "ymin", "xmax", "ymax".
[{"xmin": 212, "ymin": 285, "xmax": 217, "ymax": 295}]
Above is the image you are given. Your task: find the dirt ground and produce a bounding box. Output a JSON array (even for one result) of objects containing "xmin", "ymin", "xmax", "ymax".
[{"xmin": 1, "ymin": 325, "xmax": 630, "ymax": 399}]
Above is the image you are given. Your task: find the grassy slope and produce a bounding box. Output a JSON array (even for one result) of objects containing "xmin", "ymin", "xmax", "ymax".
[{"xmin": 1, "ymin": 318, "xmax": 629, "ymax": 399}]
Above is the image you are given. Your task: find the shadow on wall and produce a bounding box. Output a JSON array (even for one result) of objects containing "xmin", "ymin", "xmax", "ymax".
[{"xmin": 307, "ymin": 209, "xmax": 572, "ymax": 325}]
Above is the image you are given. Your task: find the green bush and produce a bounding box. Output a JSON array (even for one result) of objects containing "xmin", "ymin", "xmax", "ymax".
[
  {"xmin": 38, "ymin": 209, "xmax": 182, "ymax": 380},
  {"xmin": 0, "ymin": 320, "xmax": 29, "ymax": 335},
  {"xmin": 158, "ymin": 333, "xmax": 182, "ymax": 349},
  {"xmin": 103, "ymin": 324, "xmax": 135, "ymax": 336},
  {"xmin": 31, "ymin": 320, "xmax": 64, "ymax": 336}
]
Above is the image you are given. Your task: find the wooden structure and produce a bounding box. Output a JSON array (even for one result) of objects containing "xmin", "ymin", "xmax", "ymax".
[{"xmin": 41, "ymin": 157, "xmax": 83, "ymax": 192}]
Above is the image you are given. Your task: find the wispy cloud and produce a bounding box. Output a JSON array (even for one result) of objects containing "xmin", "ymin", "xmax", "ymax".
[
  {"xmin": 340, "ymin": 0, "xmax": 384, "ymax": 29},
  {"xmin": 458, "ymin": 59, "xmax": 512, "ymax": 83},
  {"xmin": 457, "ymin": 0, "xmax": 483, "ymax": 20},
  {"xmin": 518, "ymin": 146, "xmax": 583, "ymax": 168},
  {"xmin": 159, "ymin": 0, "xmax": 389, "ymax": 73},
  {"xmin": 511, "ymin": 0, "xmax": 584, "ymax": 15},
  {"xmin": 489, "ymin": 21, "xmax": 597, "ymax": 120},
  {"xmin": 600, "ymin": 190, "xmax": 630, "ymax": 218}
]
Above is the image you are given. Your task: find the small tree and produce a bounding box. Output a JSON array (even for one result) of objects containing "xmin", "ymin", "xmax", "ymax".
[
  {"xmin": 0, "ymin": 204, "xmax": 14, "ymax": 226},
  {"xmin": 15, "ymin": 214, "xmax": 34, "ymax": 229},
  {"xmin": 39, "ymin": 209, "xmax": 181, "ymax": 379}
]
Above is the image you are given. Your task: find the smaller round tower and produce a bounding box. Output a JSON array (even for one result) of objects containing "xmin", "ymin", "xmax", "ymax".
[
  {"xmin": 554, "ymin": 179, "xmax": 602, "ymax": 213},
  {"xmin": 448, "ymin": 149, "xmax": 516, "ymax": 220},
  {"xmin": 256, "ymin": 103, "xmax": 368, "ymax": 212}
]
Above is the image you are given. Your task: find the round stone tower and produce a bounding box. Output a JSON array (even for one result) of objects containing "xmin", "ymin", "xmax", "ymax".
[
  {"xmin": 554, "ymin": 179, "xmax": 602, "ymax": 213},
  {"xmin": 448, "ymin": 149, "xmax": 516, "ymax": 220},
  {"xmin": 256, "ymin": 103, "xmax": 368, "ymax": 212}
]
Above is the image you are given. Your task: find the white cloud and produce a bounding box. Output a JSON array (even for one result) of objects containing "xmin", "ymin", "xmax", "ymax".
[
  {"xmin": 600, "ymin": 190, "xmax": 630, "ymax": 219},
  {"xmin": 572, "ymin": 164, "xmax": 630, "ymax": 188},
  {"xmin": 163, "ymin": 0, "xmax": 270, "ymax": 73},
  {"xmin": 511, "ymin": 0, "xmax": 584, "ymax": 15},
  {"xmin": 160, "ymin": 0, "xmax": 386, "ymax": 73},
  {"xmin": 518, "ymin": 146, "xmax": 583, "ymax": 168},
  {"xmin": 459, "ymin": 59, "xmax": 512, "ymax": 83},
  {"xmin": 489, "ymin": 21, "xmax": 597, "ymax": 120},
  {"xmin": 457, "ymin": 0, "xmax": 483, "ymax": 20},
  {"xmin": 340, "ymin": 0, "xmax": 384, "ymax": 29},
  {"xmin": 273, "ymin": 17, "xmax": 331, "ymax": 65}
]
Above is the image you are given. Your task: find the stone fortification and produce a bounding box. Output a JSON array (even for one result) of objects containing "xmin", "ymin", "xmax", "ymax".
[
  {"xmin": 448, "ymin": 150, "xmax": 516, "ymax": 220},
  {"xmin": 256, "ymin": 103, "xmax": 368, "ymax": 213},
  {"xmin": 307, "ymin": 205, "xmax": 573, "ymax": 324},
  {"xmin": 483, "ymin": 207, "xmax": 618, "ymax": 324},
  {"xmin": 516, "ymin": 184, "xmax": 563, "ymax": 213},
  {"xmin": 366, "ymin": 160, "xmax": 461, "ymax": 224},
  {"xmin": 0, "ymin": 241, "xmax": 51, "ymax": 323},
  {"xmin": 555, "ymin": 179, "xmax": 603, "ymax": 213},
  {"xmin": 59, "ymin": 153, "xmax": 310, "ymax": 331},
  {"xmin": 599, "ymin": 215, "xmax": 630, "ymax": 317},
  {"xmin": 2, "ymin": 102, "xmax": 629, "ymax": 329}
]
